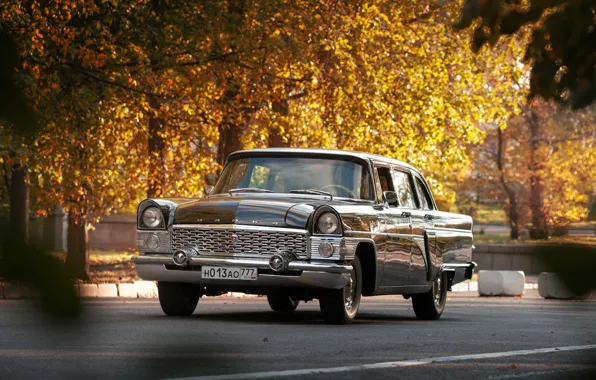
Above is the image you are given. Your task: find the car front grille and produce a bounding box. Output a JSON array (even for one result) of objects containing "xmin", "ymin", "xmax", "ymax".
[{"xmin": 171, "ymin": 227, "xmax": 309, "ymax": 259}]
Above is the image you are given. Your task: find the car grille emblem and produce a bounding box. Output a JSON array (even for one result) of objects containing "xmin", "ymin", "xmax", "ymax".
[{"xmin": 231, "ymin": 234, "xmax": 238, "ymax": 245}]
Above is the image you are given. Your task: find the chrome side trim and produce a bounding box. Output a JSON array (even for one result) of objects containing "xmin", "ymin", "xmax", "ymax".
[
  {"xmin": 172, "ymin": 224, "xmax": 309, "ymax": 235},
  {"xmin": 442, "ymin": 262, "xmax": 475, "ymax": 268},
  {"xmin": 427, "ymin": 226, "xmax": 473, "ymax": 234},
  {"xmin": 344, "ymin": 230, "xmax": 414, "ymax": 239}
]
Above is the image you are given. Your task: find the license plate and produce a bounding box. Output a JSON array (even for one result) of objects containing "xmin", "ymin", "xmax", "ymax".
[{"xmin": 201, "ymin": 266, "xmax": 258, "ymax": 280}]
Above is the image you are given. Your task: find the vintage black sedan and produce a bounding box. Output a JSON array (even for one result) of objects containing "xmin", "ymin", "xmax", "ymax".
[{"xmin": 133, "ymin": 148, "xmax": 475, "ymax": 324}]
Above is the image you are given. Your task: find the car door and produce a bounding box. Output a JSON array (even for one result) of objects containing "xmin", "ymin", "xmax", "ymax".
[
  {"xmin": 374, "ymin": 165, "xmax": 412, "ymax": 287},
  {"xmin": 386, "ymin": 167, "xmax": 425, "ymax": 286},
  {"xmin": 408, "ymin": 172, "xmax": 439, "ymax": 284}
]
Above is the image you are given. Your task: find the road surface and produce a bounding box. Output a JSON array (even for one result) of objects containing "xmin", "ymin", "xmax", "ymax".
[{"xmin": 1, "ymin": 293, "xmax": 595, "ymax": 380}]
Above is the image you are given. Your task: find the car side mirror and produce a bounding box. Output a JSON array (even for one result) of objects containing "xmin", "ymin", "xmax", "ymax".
[
  {"xmin": 206, "ymin": 173, "xmax": 217, "ymax": 186},
  {"xmin": 382, "ymin": 191, "xmax": 398, "ymax": 207}
]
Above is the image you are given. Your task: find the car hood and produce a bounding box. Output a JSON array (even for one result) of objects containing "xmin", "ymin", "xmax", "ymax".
[{"xmin": 173, "ymin": 195, "xmax": 321, "ymax": 229}]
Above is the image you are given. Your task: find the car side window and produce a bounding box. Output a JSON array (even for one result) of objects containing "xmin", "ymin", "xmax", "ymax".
[
  {"xmin": 391, "ymin": 170, "xmax": 416, "ymax": 208},
  {"xmin": 375, "ymin": 166, "xmax": 393, "ymax": 193},
  {"xmin": 374, "ymin": 166, "xmax": 397, "ymax": 206},
  {"xmin": 415, "ymin": 177, "xmax": 433, "ymax": 210}
]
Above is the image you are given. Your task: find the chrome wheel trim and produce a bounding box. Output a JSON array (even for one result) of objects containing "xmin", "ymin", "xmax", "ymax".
[
  {"xmin": 343, "ymin": 270, "xmax": 357, "ymax": 312},
  {"xmin": 433, "ymin": 277, "xmax": 442, "ymax": 306}
]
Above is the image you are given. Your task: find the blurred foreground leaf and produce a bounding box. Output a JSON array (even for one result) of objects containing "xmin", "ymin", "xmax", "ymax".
[
  {"xmin": 537, "ymin": 244, "xmax": 596, "ymax": 295},
  {"xmin": 0, "ymin": 235, "xmax": 80, "ymax": 319},
  {"xmin": 1, "ymin": 32, "xmax": 80, "ymax": 319}
]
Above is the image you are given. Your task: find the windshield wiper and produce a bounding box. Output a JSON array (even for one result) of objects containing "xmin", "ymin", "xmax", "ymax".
[
  {"xmin": 229, "ymin": 187, "xmax": 274, "ymax": 194},
  {"xmin": 289, "ymin": 189, "xmax": 333, "ymax": 200}
]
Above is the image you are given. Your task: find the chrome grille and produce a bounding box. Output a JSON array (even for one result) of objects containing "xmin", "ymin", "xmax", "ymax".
[{"xmin": 171, "ymin": 227, "xmax": 308, "ymax": 258}]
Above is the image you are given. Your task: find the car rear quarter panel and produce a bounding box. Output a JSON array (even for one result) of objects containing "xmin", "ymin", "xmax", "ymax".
[{"xmin": 428, "ymin": 211, "xmax": 474, "ymax": 267}]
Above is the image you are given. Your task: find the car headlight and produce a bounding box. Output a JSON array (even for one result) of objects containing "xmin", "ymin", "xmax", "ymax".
[
  {"xmin": 317, "ymin": 212, "xmax": 339, "ymax": 234},
  {"xmin": 142, "ymin": 207, "xmax": 164, "ymax": 228}
]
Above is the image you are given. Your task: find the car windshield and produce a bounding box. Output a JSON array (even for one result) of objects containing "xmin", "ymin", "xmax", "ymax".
[{"xmin": 213, "ymin": 156, "xmax": 375, "ymax": 200}]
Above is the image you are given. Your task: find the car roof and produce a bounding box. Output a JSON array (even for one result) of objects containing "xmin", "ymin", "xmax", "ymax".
[{"xmin": 227, "ymin": 148, "xmax": 420, "ymax": 173}]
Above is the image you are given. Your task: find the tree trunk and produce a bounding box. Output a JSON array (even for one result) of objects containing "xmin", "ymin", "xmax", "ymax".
[
  {"xmin": 505, "ymin": 193, "xmax": 521, "ymax": 240},
  {"xmin": 215, "ymin": 0, "xmax": 246, "ymax": 166},
  {"xmin": 9, "ymin": 162, "xmax": 29, "ymax": 243},
  {"xmin": 496, "ymin": 128, "xmax": 521, "ymax": 240},
  {"xmin": 147, "ymin": 95, "xmax": 166, "ymax": 198},
  {"xmin": 217, "ymin": 120, "xmax": 243, "ymax": 166},
  {"xmin": 66, "ymin": 213, "xmax": 90, "ymax": 280},
  {"xmin": 529, "ymin": 172, "xmax": 548, "ymax": 239},
  {"xmin": 527, "ymin": 108, "xmax": 549, "ymax": 239},
  {"xmin": 269, "ymin": 100, "xmax": 289, "ymax": 147},
  {"xmin": 146, "ymin": 0, "xmax": 166, "ymax": 199}
]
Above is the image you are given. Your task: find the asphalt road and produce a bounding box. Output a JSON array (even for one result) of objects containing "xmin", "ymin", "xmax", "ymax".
[{"xmin": 1, "ymin": 293, "xmax": 595, "ymax": 380}]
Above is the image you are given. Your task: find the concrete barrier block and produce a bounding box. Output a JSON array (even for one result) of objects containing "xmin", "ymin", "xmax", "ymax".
[
  {"xmin": 478, "ymin": 270, "xmax": 525, "ymax": 296},
  {"xmin": 97, "ymin": 284, "xmax": 118, "ymax": 297},
  {"xmin": 538, "ymin": 272, "xmax": 591, "ymax": 300},
  {"xmin": 3, "ymin": 284, "xmax": 37, "ymax": 299},
  {"xmin": 79, "ymin": 284, "xmax": 99, "ymax": 298},
  {"xmin": 451, "ymin": 282, "xmax": 469, "ymax": 292},
  {"xmin": 134, "ymin": 281, "xmax": 158, "ymax": 298},
  {"xmin": 118, "ymin": 283, "xmax": 137, "ymax": 298}
]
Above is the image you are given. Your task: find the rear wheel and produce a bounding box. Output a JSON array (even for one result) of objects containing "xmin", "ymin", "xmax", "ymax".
[
  {"xmin": 412, "ymin": 272, "xmax": 447, "ymax": 320},
  {"xmin": 267, "ymin": 294, "xmax": 299, "ymax": 313},
  {"xmin": 157, "ymin": 282, "xmax": 200, "ymax": 316},
  {"xmin": 319, "ymin": 256, "xmax": 362, "ymax": 324}
]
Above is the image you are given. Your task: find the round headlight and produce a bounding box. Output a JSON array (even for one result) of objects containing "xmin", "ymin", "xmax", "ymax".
[
  {"xmin": 142, "ymin": 207, "xmax": 163, "ymax": 228},
  {"xmin": 317, "ymin": 212, "xmax": 339, "ymax": 234}
]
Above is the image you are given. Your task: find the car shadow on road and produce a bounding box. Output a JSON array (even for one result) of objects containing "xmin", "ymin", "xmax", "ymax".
[{"xmin": 145, "ymin": 310, "xmax": 450, "ymax": 325}]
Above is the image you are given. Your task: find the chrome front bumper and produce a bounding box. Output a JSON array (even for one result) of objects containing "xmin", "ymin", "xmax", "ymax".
[{"xmin": 133, "ymin": 255, "xmax": 352, "ymax": 289}]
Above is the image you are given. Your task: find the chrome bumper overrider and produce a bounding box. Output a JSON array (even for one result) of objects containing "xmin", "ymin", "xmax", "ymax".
[{"xmin": 132, "ymin": 255, "xmax": 353, "ymax": 289}]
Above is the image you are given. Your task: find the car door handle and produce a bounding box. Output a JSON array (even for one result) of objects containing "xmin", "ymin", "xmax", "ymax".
[
  {"xmin": 424, "ymin": 214, "xmax": 434, "ymax": 220},
  {"xmin": 401, "ymin": 212, "xmax": 411, "ymax": 217}
]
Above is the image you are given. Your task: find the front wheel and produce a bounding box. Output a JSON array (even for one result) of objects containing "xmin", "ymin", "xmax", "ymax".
[
  {"xmin": 267, "ymin": 294, "xmax": 299, "ymax": 313},
  {"xmin": 157, "ymin": 282, "xmax": 200, "ymax": 316},
  {"xmin": 319, "ymin": 256, "xmax": 362, "ymax": 324},
  {"xmin": 412, "ymin": 272, "xmax": 448, "ymax": 320}
]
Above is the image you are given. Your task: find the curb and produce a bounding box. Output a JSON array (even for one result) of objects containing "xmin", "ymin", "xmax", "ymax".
[{"xmin": 0, "ymin": 282, "xmax": 262, "ymax": 300}]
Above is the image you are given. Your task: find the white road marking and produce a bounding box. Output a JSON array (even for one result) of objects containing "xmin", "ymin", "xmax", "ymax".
[{"xmin": 164, "ymin": 344, "xmax": 596, "ymax": 380}]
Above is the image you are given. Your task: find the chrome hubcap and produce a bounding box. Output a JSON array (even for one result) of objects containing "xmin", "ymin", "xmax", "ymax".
[
  {"xmin": 433, "ymin": 277, "xmax": 442, "ymax": 306},
  {"xmin": 344, "ymin": 272, "xmax": 357, "ymax": 311}
]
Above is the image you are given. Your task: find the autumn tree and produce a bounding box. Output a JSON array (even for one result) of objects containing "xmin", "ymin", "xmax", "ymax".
[
  {"xmin": 247, "ymin": 1, "xmax": 528, "ymax": 208},
  {"xmin": 462, "ymin": 100, "xmax": 596, "ymax": 239},
  {"xmin": 0, "ymin": 0, "xmax": 546, "ymax": 278}
]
